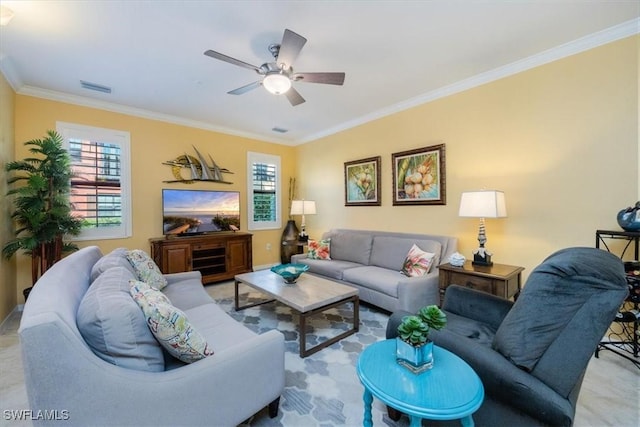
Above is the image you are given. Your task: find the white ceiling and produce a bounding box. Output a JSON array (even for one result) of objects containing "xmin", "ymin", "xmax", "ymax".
[{"xmin": 0, "ymin": 1, "xmax": 638, "ymax": 145}]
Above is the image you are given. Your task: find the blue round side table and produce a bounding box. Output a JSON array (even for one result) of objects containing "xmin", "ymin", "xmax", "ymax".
[{"xmin": 357, "ymin": 339, "xmax": 484, "ymax": 427}]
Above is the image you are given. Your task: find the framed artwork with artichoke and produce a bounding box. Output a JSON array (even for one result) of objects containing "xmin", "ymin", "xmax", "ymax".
[{"xmin": 392, "ymin": 144, "xmax": 446, "ymax": 206}]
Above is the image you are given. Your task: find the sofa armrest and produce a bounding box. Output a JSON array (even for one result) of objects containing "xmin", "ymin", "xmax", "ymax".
[
  {"xmin": 435, "ymin": 332, "xmax": 575, "ymax": 426},
  {"xmin": 21, "ymin": 316, "xmax": 284, "ymax": 427},
  {"xmin": 442, "ymin": 285, "xmax": 513, "ymax": 331},
  {"xmin": 163, "ymin": 270, "xmax": 202, "ymax": 286},
  {"xmin": 396, "ymin": 273, "xmax": 441, "ymax": 313},
  {"xmin": 291, "ymin": 253, "xmax": 307, "ymax": 264}
]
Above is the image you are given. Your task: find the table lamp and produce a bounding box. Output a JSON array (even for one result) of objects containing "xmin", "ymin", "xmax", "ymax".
[
  {"xmin": 290, "ymin": 200, "xmax": 316, "ymax": 242},
  {"xmin": 458, "ymin": 190, "xmax": 507, "ymax": 266}
]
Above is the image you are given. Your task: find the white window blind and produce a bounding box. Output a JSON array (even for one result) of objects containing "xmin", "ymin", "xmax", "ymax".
[
  {"xmin": 247, "ymin": 152, "xmax": 281, "ymax": 230},
  {"xmin": 58, "ymin": 122, "xmax": 132, "ymax": 240},
  {"xmin": 253, "ymin": 162, "xmax": 276, "ymax": 222}
]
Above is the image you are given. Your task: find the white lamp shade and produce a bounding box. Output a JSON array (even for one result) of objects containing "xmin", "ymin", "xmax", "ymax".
[
  {"xmin": 290, "ymin": 200, "xmax": 316, "ymax": 215},
  {"xmin": 263, "ymin": 73, "xmax": 292, "ymax": 95},
  {"xmin": 459, "ymin": 190, "xmax": 507, "ymax": 218}
]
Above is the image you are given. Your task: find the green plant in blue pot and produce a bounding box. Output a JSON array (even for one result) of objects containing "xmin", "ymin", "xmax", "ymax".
[
  {"xmin": 418, "ymin": 305, "xmax": 447, "ymax": 331},
  {"xmin": 396, "ymin": 305, "xmax": 447, "ymax": 373}
]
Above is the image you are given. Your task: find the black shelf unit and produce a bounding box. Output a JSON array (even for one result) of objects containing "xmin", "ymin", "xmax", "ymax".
[{"xmin": 595, "ymin": 229, "xmax": 640, "ymax": 368}]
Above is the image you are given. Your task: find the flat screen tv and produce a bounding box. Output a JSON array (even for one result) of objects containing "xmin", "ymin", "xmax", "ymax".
[{"xmin": 162, "ymin": 189, "xmax": 240, "ymax": 236}]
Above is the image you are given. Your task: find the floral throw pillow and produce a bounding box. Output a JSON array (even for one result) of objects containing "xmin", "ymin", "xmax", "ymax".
[
  {"xmin": 401, "ymin": 244, "xmax": 436, "ymax": 277},
  {"xmin": 307, "ymin": 238, "xmax": 331, "ymax": 260},
  {"xmin": 130, "ymin": 281, "xmax": 214, "ymax": 363},
  {"xmin": 126, "ymin": 249, "xmax": 168, "ymax": 290}
]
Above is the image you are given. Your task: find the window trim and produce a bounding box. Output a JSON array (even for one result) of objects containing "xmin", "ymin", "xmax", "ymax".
[
  {"xmin": 247, "ymin": 151, "xmax": 281, "ymax": 231},
  {"xmin": 57, "ymin": 121, "xmax": 132, "ymax": 240}
]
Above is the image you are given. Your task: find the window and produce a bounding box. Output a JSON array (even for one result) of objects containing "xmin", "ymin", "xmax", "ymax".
[
  {"xmin": 57, "ymin": 122, "xmax": 132, "ymax": 240},
  {"xmin": 247, "ymin": 152, "xmax": 281, "ymax": 230}
]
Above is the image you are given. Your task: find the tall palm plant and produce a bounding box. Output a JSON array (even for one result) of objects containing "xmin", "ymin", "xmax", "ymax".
[{"xmin": 3, "ymin": 130, "xmax": 82, "ymax": 286}]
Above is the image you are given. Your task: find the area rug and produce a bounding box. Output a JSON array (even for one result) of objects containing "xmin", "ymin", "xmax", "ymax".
[{"xmin": 211, "ymin": 289, "xmax": 409, "ymax": 427}]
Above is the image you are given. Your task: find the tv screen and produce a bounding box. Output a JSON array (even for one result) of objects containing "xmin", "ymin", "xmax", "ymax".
[{"xmin": 162, "ymin": 189, "xmax": 240, "ymax": 236}]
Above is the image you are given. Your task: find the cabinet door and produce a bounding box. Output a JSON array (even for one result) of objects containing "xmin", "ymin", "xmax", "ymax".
[
  {"xmin": 227, "ymin": 238, "xmax": 249, "ymax": 273},
  {"xmin": 162, "ymin": 244, "xmax": 191, "ymax": 273}
]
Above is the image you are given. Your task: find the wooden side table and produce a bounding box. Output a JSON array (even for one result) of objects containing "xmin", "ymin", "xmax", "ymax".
[{"xmin": 438, "ymin": 261, "xmax": 524, "ymax": 304}]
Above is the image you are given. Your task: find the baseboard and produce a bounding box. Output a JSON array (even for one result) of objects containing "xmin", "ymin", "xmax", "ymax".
[
  {"xmin": 0, "ymin": 305, "xmax": 23, "ymax": 335},
  {"xmin": 253, "ymin": 263, "xmax": 278, "ymax": 271}
]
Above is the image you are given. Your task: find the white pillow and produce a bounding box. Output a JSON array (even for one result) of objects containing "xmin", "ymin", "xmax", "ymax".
[{"xmin": 401, "ymin": 244, "xmax": 436, "ymax": 277}]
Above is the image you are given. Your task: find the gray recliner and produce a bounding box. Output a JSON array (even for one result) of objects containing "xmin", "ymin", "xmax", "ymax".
[{"xmin": 387, "ymin": 247, "xmax": 628, "ymax": 426}]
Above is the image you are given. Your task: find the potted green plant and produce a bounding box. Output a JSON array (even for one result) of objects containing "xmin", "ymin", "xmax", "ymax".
[
  {"xmin": 396, "ymin": 305, "xmax": 447, "ymax": 373},
  {"xmin": 2, "ymin": 130, "xmax": 82, "ymax": 299}
]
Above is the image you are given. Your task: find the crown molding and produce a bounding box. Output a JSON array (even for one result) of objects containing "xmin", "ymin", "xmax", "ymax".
[
  {"xmin": 14, "ymin": 85, "xmax": 291, "ymax": 145},
  {"xmin": 299, "ymin": 18, "xmax": 640, "ymax": 144},
  {"xmin": 0, "ymin": 54, "xmax": 23, "ymax": 91},
  {"xmin": 2, "ymin": 19, "xmax": 637, "ymax": 146}
]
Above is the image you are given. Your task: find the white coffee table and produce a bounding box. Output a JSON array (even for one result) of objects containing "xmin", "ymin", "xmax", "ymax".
[{"xmin": 234, "ymin": 269, "xmax": 359, "ymax": 357}]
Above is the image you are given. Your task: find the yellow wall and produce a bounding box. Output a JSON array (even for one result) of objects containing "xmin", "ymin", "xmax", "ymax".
[
  {"xmin": 0, "ymin": 73, "xmax": 16, "ymax": 321},
  {"xmin": 3, "ymin": 36, "xmax": 638, "ymax": 309},
  {"xmin": 11, "ymin": 97, "xmax": 296, "ymax": 301},
  {"xmin": 296, "ymin": 36, "xmax": 639, "ymax": 280}
]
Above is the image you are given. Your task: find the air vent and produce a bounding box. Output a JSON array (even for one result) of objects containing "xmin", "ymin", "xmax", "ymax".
[
  {"xmin": 80, "ymin": 80, "xmax": 112, "ymax": 94},
  {"xmin": 272, "ymin": 127, "xmax": 288, "ymax": 133}
]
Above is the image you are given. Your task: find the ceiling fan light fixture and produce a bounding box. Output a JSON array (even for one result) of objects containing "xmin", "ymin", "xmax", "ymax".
[{"xmin": 263, "ymin": 73, "xmax": 291, "ymax": 95}]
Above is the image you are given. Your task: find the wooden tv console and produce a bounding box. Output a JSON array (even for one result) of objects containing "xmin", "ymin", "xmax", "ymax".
[{"xmin": 150, "ymin": 232, "xmax": 252, "ymax": 284}]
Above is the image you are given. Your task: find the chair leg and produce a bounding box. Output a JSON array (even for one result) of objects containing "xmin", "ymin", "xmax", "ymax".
[{"xmin": 268, "ymin": 397, "xmax": 280, "ymax": 418}]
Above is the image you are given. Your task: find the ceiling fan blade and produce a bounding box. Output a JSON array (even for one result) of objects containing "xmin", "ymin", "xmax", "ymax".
[
  {"xmin": 228, "ymin": 81, "xmax": 261, "ymax": 95},
  {"xmin": 276, "ymin": 29, "xmax": 307, "ymax": 70},
  {"xmin": 204, "ymin": 50, "xmax": 261, "ymax": 73},
  {"xmin": 285, "ymin": 87, "xmax": 305, "ymax": 106},
  {"xmin": 292, "ymin": 72, "xmax": 345, "ymax": 85}
]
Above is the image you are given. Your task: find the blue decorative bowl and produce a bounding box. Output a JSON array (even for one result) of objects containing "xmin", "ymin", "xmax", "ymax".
[
  {"xmin": 617, "ymin": 203, "xmax": 640, "ymax": 231},
  {"xmin": 270, "ymin": 263, "xmax": 310, "ymax": 284}
]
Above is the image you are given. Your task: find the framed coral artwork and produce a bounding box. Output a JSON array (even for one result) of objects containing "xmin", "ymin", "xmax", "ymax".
[
  {"xmin": 344, "ymin": 156, "xmax": 381, "ymax": 206},
  {"xmin": 392, "ymin": 144, "xmax": 446, "ymax": 205}
]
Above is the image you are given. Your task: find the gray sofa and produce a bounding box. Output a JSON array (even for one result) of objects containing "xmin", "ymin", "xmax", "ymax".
[
  {"xmin": 291, "ymin": 229, "xmax": 457, "ymax": 313},
  {"xmin": 19, "ymin": 246, "xmax": 285, "ymax": 427},
  {"xmin": 387, "ymin": 247, "xmax": 629, "ymax": 426}
]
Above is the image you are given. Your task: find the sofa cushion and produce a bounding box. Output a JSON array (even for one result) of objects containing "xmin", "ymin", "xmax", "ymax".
[
  {"xmin": 299, "ymin": 259, "xmax": 362, "ymax": 280},
  {"xmin": 77, "ymin": 267, "xmax": 165, "ymax": 372},
  {"xmin": 307, "ymin": 238, "xmax": 331, "ymax": 260},
  {"xmin": 185, "ymin": 303, "xmax": 257, "ymax": 349},
  {"xmin": 325, "ymin": 231, "xmax": 373, "ymax": 264},
  {"xmin": 370, "ymin": 236, "xmax": 442, "ymax": 271},
  {"xmin": 401, "ymin": 244, "xmax": 436, "ymax": 277},
  {"xmin": 130, "ymin": 282, "xmax": 214, "ymax": 363},
  {"xmin": 126, "ymin": 249, "xmax": 168, "ymax": 290},
  {"xmin": 90, "ymin": 247, "xmax": 136, "ymax": 282},
  {"xmin": 342, "ymin": 266, "xmax": 407, "ymax": 298},
  {"xmin": 432, "ymin": 311, "xmax": 498, "ymax": 347},
  {"xmin": 161, "ymin": 277, "xmax": 213, "ymax": 311}
]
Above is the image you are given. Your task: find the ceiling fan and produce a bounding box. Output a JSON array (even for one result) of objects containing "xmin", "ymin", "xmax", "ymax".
[{"xmin": 204, "ymin": 29, "xmax": 345, "ymax": 106}]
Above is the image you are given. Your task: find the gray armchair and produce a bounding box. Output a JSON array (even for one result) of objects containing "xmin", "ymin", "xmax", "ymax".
[{"xmin": 387, "ymin": 247, "xmax": 628, "ymax": 426}]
